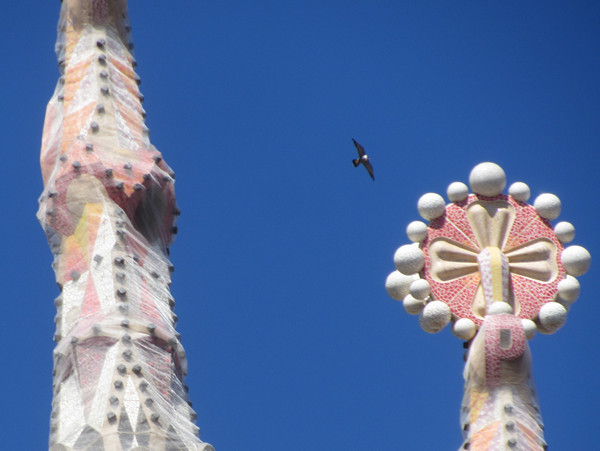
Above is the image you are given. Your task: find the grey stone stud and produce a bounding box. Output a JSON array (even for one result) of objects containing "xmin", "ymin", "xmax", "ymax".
[
  {"xmin": 147, "ymin": 323, "xmax": 157, "ymax": 335},
  {"xmin": 143, "ymin": 173, "xmax": 151, "ymax": 181},
  {"xmin": 117, "ymin": 364, "xmax": 127, "ymax": 375},
  {"xmin": 128, "ymin": 43, "xmax": 135, "ymax": 50},
  {"xmin": 114, "ymin": 257, "xmax": 125, "ymax": 266},
  {"xmin": 171, "ymin": 226, "xmax": 178, "ymax": 235},
  {"xmin": 46, "ymin": 209, "xmax": 55, "ymax": 216},
  {"xmin": 150, "ymin": 413, "xmax": 160, "ymax": 422},
  {"xmin": 139, "ymin": 381, "xmax": 148, "ymax": 392},
  {"xmin": 122, "ymin": 334, "xmax": 132, "ymax": 345},
  {"xmin": 98, "ymin": 54, "xmax": 107, "ymax": 65},
  {"xmin": 100, "ymin": 86, "xmax": 110, "ymax": 96},
  {"xmin": 132, "ymin": 364, "xmax": 142, "ymax": 374},
  {"xmin": 59, "ymin": 154, "xmax": 67, "ymax": 162},
  {"xmin": 48, "ymin": 191, "xmax": 58, "ymax": 198},
  {"xmin": 145, "ymin": 398, "xmax": 154, "ymax": 407},
  {"xmin": 124, "ymin": 162, "xmax": 132, "ymax": 170},
  {"xmin": 504, "ymin": 404, "xmax": 514, "ymax": 414},
  {"xmin": 96, "ymin": 104, "xmax": 105, "ymax": 114},
  {"xmin": 99, "ymin": 70, "xmax": 108, "ymax": 79},
  {"xmin": 53, "ymin": 334, "xmax": 61, "ymax": 342},
  {"xmin": 121, "ymin": 319, "xmax": 130, "ymax": 328},
  {"xmin": 173, "ymin": 207, "xmax": 181, "ymax": 216},
  {"xmin": 85, "ymin": 143, "xmax": 94, "ymax": 152},
  {"xmin": 105, "ymin": 168, "xmax": 113, "ymax": 177},
  {"xmin": 70, "ymin": 337, "xmax": 78, "ymax": 346},
  {"xmin": 116, "ymin": 287, "xmax": 127, "ymax": 298},
  {"xmin": 134, "ymin": 73, "xmax": 141, "ymax": 85},
  {"xmin": 133, "ymin": 183, "xmax": 144, "ymax": 191},
  {"xmin": 131, "ymin": 57, "xmax": 137, "ymax": 67},
  {"xmin": 116, "ymin": 181, "xmax": 124, "ymax": 190},
  {"xmin": 57, "ymin": 95, "xmax": 64, "ymax": 102},
  {"xmin": 96, "ymin": 39, "xmax": 106, "ymax": 49},
  {"xmin": 118, "ymin": 303, "xmax": 129, "ymax": 314},
  {"xmin": 59, "ymin": 77, "xmax": 65, "ymax": 85},
  {"xmin": 114, "ymin": 380, "xmax": 123, "ymax": 389},
  {"xmin": 190, "ymin": 411, "xmax": 198, "ymax": 421},
  {"xmin": 72, "ymin": 161, "xmax": 82, "ymax": 169},
  {"xmin": 116, "ymin": 272, "xmax": 125, "ymax": 280},
  {"xmin": 153, "ymin": 155, "xmax": 162, "ymax": 163},
  {"xmin": 93, "ymin": 254, "xmax": 103, "ymax": 263},
  {"xmin": 107, "ymin": 412, "xmax": 117, "ymax": 422},
  {"xmin": 54, "ymin": 296, "xmax": 63, "ymax": 307},
  {"xmin": 92, "ymin": 324, "xmax": 101, "ymax": 334},
  {"xmin": 138, "ymin": 93, "xmax": 144, "ymax": 102},
  {"xmin": 109, "ymin": 396, "xmax": 119, "ymax": 406},
  {"xmin": 90, "ymin": 122, "xmax": 99, "ymax": 133},
  {"xmin": 507, "ymin": 438, "xmax": 517, "ymax": 448},
  {"xmin": 122, "ymin": 350, "xmax": 133, "ymax": 361},
  {"xmin": 150, "ymin": 271, "xmax": 159, "ymax": 279},
  {"xmin": 505, "ymin": 421, "xmax": 515, "ymax": 431}
]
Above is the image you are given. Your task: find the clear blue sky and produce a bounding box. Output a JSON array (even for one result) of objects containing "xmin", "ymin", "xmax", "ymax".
[{"xmin": 1, "ymin": 1, "xmax": 598, "ymax": 449}]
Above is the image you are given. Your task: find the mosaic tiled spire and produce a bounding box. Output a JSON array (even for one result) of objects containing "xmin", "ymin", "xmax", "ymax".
[
  {"xmin": 38, "ymin": 1, "xmax": 213, "ymax": 449},
  {"xmin": 386, "ymin": 162, "xmax": 591, "ymax": 450}
]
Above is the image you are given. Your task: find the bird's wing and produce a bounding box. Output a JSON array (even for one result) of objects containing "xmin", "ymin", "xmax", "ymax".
[
  {"xmin": 364, "ymin": 159, "xmax": 375, "ymax": 180},
  {"xmin": 352, "ymin": 138, "xmax": 366, "ymax": 157}
]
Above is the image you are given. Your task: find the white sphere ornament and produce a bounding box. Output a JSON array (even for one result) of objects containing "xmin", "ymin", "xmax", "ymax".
[
  {"xmin": 521, "ymin": 319, "xmax": 537, "ymax": 340},
  {"xmin": 534, "ymin": 193, "xmax": 561, "ymax": 220},
  {"xmin": 508, "ymin": 182, "xmax": 531, "ymax": 202},
  {"xmin": 469, "ymin": 162, "xmax": 506, "ymax": 197},
  {"xmin": 487, "ymin": 301, "xmax": 513, "ymax": 315},
  {"xmin": 419, "ymin": 301, "xmax": 451, "ymax": 333},
  {"xmin": 452, "ymin": 318, "xmax": 477, "ymax": 340},
  {"xmin": 417, "ymin": 193, "xmax": 446, "ymax": 220},
  {"xmin": 403, "ymin": 295, "xmax": 425, "ymax": 315},
  {"xmin": 385, "ymin": 271, "xmax": 419, "ymax": 301},
  {"xmin": 561, "ymin": 245, "xmax": 591, "ymax": 276},
  {"xmin": 554, "ymin": 221, "xmax": 575, "ymax": 243},
  {"xmin": 406, "ymin": 221, "xmax": 428, "ymax": 243},
  {"xmin": 409, "ymin": 278, "xmax": 431, "ymax": 300},
  {"xmin": 538, "ymin": 302, "xmax": 567, "ymax": 334},
  {"xmin": 447, "ymin": 182, "xmax": 469, "ymax": 202},
  {"xmin": 393, "ymin": 244, "xmax": 425, "ymax": 275},
  {"xmin": 557, "ymin": 275, "xmax": 580, "ymax": 302}
]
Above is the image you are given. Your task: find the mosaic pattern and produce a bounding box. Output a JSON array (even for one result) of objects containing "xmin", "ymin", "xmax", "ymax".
[
  {"xmin": 422, "ymin": 194, "xmax": 565, "ymax": 324},
  {"xmin": 38, "ymin": 1, "xmax": 212, "ymax": 450},
  {"xmin": 460, "ymin": 315, "xmax": 545, "ymax": 450}
]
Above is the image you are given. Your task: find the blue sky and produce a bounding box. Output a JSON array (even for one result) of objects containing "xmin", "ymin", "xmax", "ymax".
[{"xmin": 1, "ymin": 1, "xmax": 599, "ymax": 449}]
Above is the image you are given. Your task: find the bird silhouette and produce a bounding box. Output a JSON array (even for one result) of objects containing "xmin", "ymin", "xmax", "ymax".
[{"xmin": 352, "ymin": 138, "xmax": 374, "ymax": 180}]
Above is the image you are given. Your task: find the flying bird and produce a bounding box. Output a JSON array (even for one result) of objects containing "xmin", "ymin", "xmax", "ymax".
[{"xmin": 352, "ymin": 138, "xmax": 374, "ymax": 180}]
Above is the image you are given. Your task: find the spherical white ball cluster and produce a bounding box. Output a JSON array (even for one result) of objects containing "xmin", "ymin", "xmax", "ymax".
[
  {"xmin": 557, "ymin": 275, "xmax": 580, "ymax": 303},
  {"xmin": 561, "ymin": 245, "xmax": 591, "ymax": 276},
  {"xmin": 487, "ymin": 302, "xmax": 513, "ymax": 315},
  {"xmin": 452, "ymin": 318, "xmax": 477, "ymax": 340},
  {"xmin": 385, "ymin": 271, "xmax": 419, "ymax": 301},
  {"xmin": 469, "ymin": 162, "xmax": 506, "ymax": 197},
  {"xmin": 393, "ymin": 244, "xmax": 425, "ymax": 275},
  {"xmin": 403, "ymin": 295, "xmax": 425, "ymax": 315},
  {"xmin": 521, "ymin": 319, "xmax": 537, "ymax": 340},
  {"xmin": 447, "ymin": 182, "xmax": 469, "ymax": 202},
  {"xmin": 406, "ymin": 221, "xmax": 428, "ymax": 243},
  {"xmin": 538, "ymin": 302, "xmax": 568, "ymax": 334},
  {"xmin": 534, "ymin": 193, "xmax": 561, "ymax": 220},
  {"xmin": 409, "ymin": 278, "xmax": 431, "ymax": 300},
  {"xmin": 419, "ymin": 301, "xmax": 451, "ymax": 333},
  {"xmin": 417, "ymin": 193, "xmax": 446, "ymax": 220},
  {"xmin": 508, "ymin": 182, "xmax": 531, "ymax": 202},
  {"xmin": 554, "ymin": 221, "xmax": 575, "ymax": 243}
]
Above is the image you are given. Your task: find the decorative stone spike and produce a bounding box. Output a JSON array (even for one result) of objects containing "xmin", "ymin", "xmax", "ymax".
[{"xmin": 385, "ymin": 162, "xmax": 589, "ymax": 450}]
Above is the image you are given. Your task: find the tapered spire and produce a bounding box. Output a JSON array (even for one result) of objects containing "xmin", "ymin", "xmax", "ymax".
[{"xmin": 38, "ymin": 1, "xmax": 213, "ymax": 449}]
